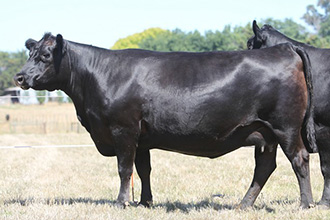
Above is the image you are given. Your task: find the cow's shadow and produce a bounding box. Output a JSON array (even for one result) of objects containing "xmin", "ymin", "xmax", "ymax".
[
  {"xmin": 3, "ymin": 195, "xmax": 287, "ymax": 213},
  {"xmin": 153, "ymin": 199, "xmax": 234, "ymax": 213},
  {"xmin": 152, "ymin": 194, "xmax": 278, "ymax": 213}
]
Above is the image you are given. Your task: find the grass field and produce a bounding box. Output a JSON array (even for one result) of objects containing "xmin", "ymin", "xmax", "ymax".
[{"xmin": 0, "ymin": 104, "xmax": 329, "ymax": 219}]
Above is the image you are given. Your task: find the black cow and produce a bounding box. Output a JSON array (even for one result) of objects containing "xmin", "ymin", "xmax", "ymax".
[
  {"xmin": 14, "ymin": 33, "xmax": 316, "ymax": 208},
  {"xmin": 247, "ymin": 20, "xmax": 330, "ymax": 207}
]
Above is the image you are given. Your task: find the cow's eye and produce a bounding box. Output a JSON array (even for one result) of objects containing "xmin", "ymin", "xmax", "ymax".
[
  {"xmin": 41, "ymin": 53, "xmax": 51, "ymax": 62},
  {"xmin": 43, "ymin": 53, "xmax": 50, "ymax": 59}
]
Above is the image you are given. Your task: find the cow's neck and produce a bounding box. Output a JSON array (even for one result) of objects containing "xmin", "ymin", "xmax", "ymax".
[
  {"xmin": 269, "ymin": 34, "xmax": 315, "ymax": 52},
  {"xmin": 60, "ymin": 42, "xmax": 115, "ymax": 129},
  {"xmin": 62, "ymin": 42, "xmax": 111, "ymax": 105}
]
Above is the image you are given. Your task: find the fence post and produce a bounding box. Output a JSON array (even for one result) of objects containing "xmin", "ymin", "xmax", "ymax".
[{"xmin": 43, "ymin": 122, "xmax": 47, "ymax": 134}]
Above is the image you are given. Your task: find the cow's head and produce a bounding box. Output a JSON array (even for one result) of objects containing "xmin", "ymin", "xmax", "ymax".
[
  {"xmin": 247, "ymin": 20, "xmax": 285, "ymax": 50},
  {"xmin": 14, "ymin": 33, "xmax": 66, "ymax": 91}
]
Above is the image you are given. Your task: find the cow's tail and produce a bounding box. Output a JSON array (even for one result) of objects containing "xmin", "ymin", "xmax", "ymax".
[{"xmin": 293, "ymin": 45, "xmax": 317, "ymax": 153}]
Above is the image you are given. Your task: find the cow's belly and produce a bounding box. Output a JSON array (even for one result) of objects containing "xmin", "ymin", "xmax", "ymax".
[
  {"xmin": 139, "ymin": 121, "xmax": 265, "ymax": 158},
  {"xmin": 84, "ymin": 105, "xmax": 268, "ymax": 158},
  {"xmin": 142, "ymin": 135, "xmax": 240, "ymax": 158},
  {"xmin": 88, "ymin": 128, "xmax": 117, "ymax": 157},
  {"xmin": 93, "ymin": 138, "xmax": 116, "ymax": 157}
]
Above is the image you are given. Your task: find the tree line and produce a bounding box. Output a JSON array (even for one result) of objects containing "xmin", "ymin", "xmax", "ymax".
[
  {"xmin": 1, "ymin": 0, "xmax": 329, "ymax": 95},
  {"xmin": 0, "ymin": 51, "xmax": 27, "ymax": 95},
  {"xmin": 113, "ymin": 18, "xmax": 330, "ymax": 52},
  {"xmin": 113, "ymin": 1, "xmax": 330, "ymax": 51}
]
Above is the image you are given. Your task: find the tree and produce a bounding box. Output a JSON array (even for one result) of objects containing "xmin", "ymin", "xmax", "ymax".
[
  {"xmin": 0, "ymin": 50, "xmax": 27, "ymax": 95},
  {"xmin": 302, "ymin": 0, "xmax": 330, "ymax": 36},
  {"xmin": 140, "ymin": 19, "xmax": 319, "ymax": 52},
  {"xmin": 207, "ymin": 24, "xmax": 253, "ymax": 51},
  {"xmin": 139, "ymin": 23, "xmax": 258, "ymax": 52},
  {"xmin": 112, "ymin": 15, "xmax": 330, "ymax": 53},
  {"xmin": 139, "ymin": 29, "xmax": 207, "ymax": 52},
  {"xmin": 261, "ymin": 18, "xmax": 308, "ymax": 41},
  {"xmin": 303, "ymin": 5, "xmax": 323, "ymax": 32},
  {"xmin": 111, "ymin": 28, "xmax": 168, "ymax": 49}
]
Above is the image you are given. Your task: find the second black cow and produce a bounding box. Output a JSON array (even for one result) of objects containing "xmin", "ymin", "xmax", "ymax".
[
  {"xmin": 248, "ymin": 20, "xmax": 330, "ymax": 207},
  {"xmin": 14, "ymin": 33, "xmax": 315, "ymax": 208}
]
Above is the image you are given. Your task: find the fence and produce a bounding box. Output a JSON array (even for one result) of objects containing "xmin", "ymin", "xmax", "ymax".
[
  {"xmin": 6, "ymin": 116, "xmax": 85, "ymax": 134},
  {"xmin": 0, "ymin": 99, "xmax": 86, "ymax": 135}
]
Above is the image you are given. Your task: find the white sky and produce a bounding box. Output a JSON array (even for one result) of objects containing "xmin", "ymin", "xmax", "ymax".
[{"xmin": 0, "ymin": 0, "xmax": 318, "ymax": 52}]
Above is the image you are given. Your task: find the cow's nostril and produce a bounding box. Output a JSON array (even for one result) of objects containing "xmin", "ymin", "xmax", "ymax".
[
  {"xmin": 14, "ymin": 74, "xmax": 30, "ymax": 90},
  {"xmin": 14, "ymin": 74, "xmax": 26, "ymax": 86},
  {"xmin": 16, "ymin": 75, "xmax": 24, "ymax": 84}
]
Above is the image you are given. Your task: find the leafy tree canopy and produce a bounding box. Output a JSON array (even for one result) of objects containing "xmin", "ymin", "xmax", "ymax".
[
  {"xmin": 111, "ymin": 28, "xmax": 168, "ymax": 49},
  {"xmin": 0, "ymin": 50, "xmax": 27, "ymax": 95},
  {"xmin": 303, "ymin": 0, "xmax": 330, "ymax": 37},
  {"xmin": 138, "ymin": 18, "xmax": 320, "ymax": 52}
]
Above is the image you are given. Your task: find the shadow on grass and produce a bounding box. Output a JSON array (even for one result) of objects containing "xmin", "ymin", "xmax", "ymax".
[
  {"xmin": 153, "ymin": 199, "xmax": 234, "ymax": 213},
  {"xmin": 3, "ymin": 195, "xmax": 289, "ymax": 213},
  {"xmin": 152, "ymin": 194, "xmax": 277, "ymax": 213},
  {"xmin": 3, "ymin": 196, "xmax": 234, "ymax": 213}
]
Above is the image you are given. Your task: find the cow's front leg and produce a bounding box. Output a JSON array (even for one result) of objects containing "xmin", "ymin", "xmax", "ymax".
[{"xmin": 114, "ymin": 139, "xmax": 136, "ymax": 208}]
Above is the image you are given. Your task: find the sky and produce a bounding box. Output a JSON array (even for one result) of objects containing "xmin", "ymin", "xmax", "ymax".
[{"xmin": 0, "ymin": 0, "xmax": 318, "ymax": 52}]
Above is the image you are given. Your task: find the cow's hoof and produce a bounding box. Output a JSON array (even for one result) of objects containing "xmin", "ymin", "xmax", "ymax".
[
  {"xmin": 235, "ymin": 201, "xmax": 254, "ymax": 210},
  {"xmin": 300, "ymin": 203, "xmax": 315, "ymax": 209},
  {"xmin": 235, "ymin": 203, "xmax": 251, "ymax": 210},
  {"xmin": 138, "ymin": 200, "xmax": 153, "ymax": 208},
  {"xmin": 115, "ymin": 201, "xmax": 130, "ymax": 209},
  {"xmin": 309, "ymin": 203, "xmax": 315, "ymax": 208}
]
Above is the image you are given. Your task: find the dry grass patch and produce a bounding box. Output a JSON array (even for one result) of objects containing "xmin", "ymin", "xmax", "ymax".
[
  {"xmin": 0, "ymin": 142, "xmax": 329, "ymax": 219},
  {"xmin": 0, "ymin": 104, "xmax": 329, "ymax": 219}
]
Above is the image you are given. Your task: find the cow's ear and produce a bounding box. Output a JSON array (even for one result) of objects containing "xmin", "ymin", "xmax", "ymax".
[
  {"xmin": 53, "ymin": 34, "xmax": 65, "ymax": 73},
  {"xmin": 252, "ymin": 20, "xmax": 260, "ymax": 36},
  {"xmin": 55, "ymin": 34, "xmax": 64, "ymax": 53},
  {"xmin": 25, "ymin": 39, "xmax": 37, "ymax": 50},
  {"xmin": 252, "ymin": 20, "xmax": 264, "ymax": 43}
]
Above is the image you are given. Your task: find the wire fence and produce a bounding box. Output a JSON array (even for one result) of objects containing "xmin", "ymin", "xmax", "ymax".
[
  {"xmin": 0, "ymin": 96, "xmax": 89, "ymax": 148},
  {"xmin": 0, "ymin": 111, "xmax": 85, "ymax": 134},
  {"xmin": 2, "ymin": 96, "xmax": 68, "ymax": 98},
  {"xmin": 0, "ymin": 95, "xmax": 82, "ymax": 131},
  {"xmin": 0, "ymin": 144, "xmax": 94, "ymax": 149}
]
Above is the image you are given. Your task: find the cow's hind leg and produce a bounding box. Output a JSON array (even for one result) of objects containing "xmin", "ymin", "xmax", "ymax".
[
  {"xmin": 318, "ymin": 143, "xmax": 330, "ymax": 207},
  {"xmin": 239, "ymin": 143, "xmax": 277, "ymax": 209},
  {"xmin": 135, "ymin": 149, "xmax": 153, "ymax": 207},
  {"xmin": 278, "ymin": 133, "xmax": 314, "ymax": 208}
]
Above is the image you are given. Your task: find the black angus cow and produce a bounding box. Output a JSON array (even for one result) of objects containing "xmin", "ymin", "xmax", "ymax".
[
  {"xmin": 247, "ymin": 20, "xmax": 330, "ymax": 207},
  {"xmin": 14, "ymin": 33, "xmax": 316, "ymax": 208}
]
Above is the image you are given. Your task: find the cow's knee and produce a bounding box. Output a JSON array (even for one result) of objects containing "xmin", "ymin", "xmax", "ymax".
[{"xmin": 291, "ymin": 149, "xmax": 310, "ymax": 177}]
